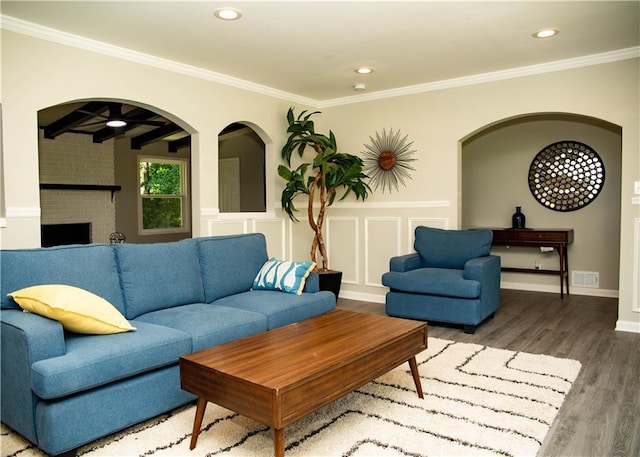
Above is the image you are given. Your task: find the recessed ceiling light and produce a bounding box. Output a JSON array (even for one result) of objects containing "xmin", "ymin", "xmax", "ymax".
[
  {"xmin": 532, "ymin": 28, "xmax": 559, "ymax": 39},
  {"xmin": 214, "ymin": 8, "xmax": 243, "ymax": 21},
  {"xmin": 353, "ymin": 83, "xmax": 367, "ymax": 91},
  {"xmin": 355, "ymin": 67, "xmax": 374, "ymax": 75}
]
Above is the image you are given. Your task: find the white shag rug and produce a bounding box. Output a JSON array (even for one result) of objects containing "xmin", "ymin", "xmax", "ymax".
[{"xmin": 2, "ymin": 337, "xmax": 581, "ymax": 457}]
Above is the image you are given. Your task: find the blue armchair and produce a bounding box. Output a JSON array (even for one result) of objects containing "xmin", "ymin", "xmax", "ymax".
[{"xmin": 382, "ymin": 226, "xmax": 500, "ymax": 334}]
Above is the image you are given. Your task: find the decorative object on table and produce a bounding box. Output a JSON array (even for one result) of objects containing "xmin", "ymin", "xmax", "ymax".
[
  {"xmin": 361, "ymin": 128, "xmax": 416, "ymax": 193},
  {"xmin": 278, "ymin": 108, "xmax": 370, "ymax": 273},
  {"xmin": 109, "ymin": 232, "xmax": 126, "ymax": 244},
  {"xmin": 528, "ymin": 140, "xmax": 605, "ymax": 211},
  {"xmin": 511, "ymin": 206, "xmax": 526, "ymax": 228}
]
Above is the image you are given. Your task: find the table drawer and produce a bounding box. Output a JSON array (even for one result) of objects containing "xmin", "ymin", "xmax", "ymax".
[
  {"xmin": 515, "ymin": 231, "xmax": 568, "ymax": 243},
  {"xmin": 491, "ymin": 229, "xmax": 573, "ymax": 245}
]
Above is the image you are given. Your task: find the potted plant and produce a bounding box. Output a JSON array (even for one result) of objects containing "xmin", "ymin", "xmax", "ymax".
[{"xmin": 278, "ymin": 108, "xmax": 370, "ymax": 298}]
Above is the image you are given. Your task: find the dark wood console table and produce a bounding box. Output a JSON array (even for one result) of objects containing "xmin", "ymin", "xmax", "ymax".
[{"xmin": 490, "ymin": 228, "xmax": 574, "ymax": 298}]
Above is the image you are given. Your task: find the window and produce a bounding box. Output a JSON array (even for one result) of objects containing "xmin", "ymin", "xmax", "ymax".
[{"xmin": 138, "ymin": 157, "xmax": 189, "ymax": 233}]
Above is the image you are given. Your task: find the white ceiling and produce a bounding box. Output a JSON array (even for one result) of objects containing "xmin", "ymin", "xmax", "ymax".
[{"xmin": 2, "ymin": 1, "xmax": 639, "ymax": 104}]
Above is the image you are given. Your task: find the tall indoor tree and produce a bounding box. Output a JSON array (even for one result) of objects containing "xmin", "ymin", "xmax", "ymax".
[{"xmin": 279, "ymin": 108, "xmax": 370, "ymax": 271}]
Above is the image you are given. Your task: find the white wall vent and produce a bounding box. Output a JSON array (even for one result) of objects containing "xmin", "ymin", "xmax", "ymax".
[{"xmin": 572, "ymin": 271, "xmax": 599, "ymax": 288}]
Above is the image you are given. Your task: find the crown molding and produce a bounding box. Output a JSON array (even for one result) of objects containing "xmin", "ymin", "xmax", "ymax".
[
  {"xmin": 0, "ymin": 15, "xmax": 316, "ymax": 107},
  {"xmin": 320, "ymin": 46, "xmax": 640, "ymax": 108},
  {"xmin": 2, "ymin": 14, "xmax": 638, "ymax": 109}
]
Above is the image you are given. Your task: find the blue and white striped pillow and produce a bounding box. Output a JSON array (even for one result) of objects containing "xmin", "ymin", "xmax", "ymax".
[{"xmin": 252, "ymin": 258, "xmax": 316, "ymax": 295}]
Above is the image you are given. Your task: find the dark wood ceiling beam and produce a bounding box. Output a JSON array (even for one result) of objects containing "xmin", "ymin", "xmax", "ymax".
[
  {"xmin": 131, "ymin": 123, "xmax": 183, "ymax": 150},
  {"xmin": 43, "ymin": 101, "xmax": 110, "ymax": 139},
  {"xmin": 168, "ymin": 136, "xmax": 191, "ymax": 152},
  {"xmin": 92, "ymin": 107, "xmax": 160, "ymax": 143}
]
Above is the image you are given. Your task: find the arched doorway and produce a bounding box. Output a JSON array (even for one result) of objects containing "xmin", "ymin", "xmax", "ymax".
[
  {"xmin": 461, "ymin": 113, "xmax": 622, "ymax": 296},
  {"xmin": 37, "ymin": 100, "xmax": 192, "ymax": 245}
]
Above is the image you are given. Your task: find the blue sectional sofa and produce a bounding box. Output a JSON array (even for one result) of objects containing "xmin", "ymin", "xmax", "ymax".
[{"xmin": 0, "ymin": 233, "xmax": 335, "ymax": 456}]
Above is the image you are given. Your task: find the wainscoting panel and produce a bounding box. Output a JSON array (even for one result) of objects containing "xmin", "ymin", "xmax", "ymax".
[
  {"xmin": 208, "ymin": 219, "xmax": 247, "ymax": 236},
  {"xmin": 254, "ymin": 218, "xmax": 286, "ymax": 260},
  {"xmin": 364, "ymin": 217, "xmax": 401, "ymax": 287},
  {"xmin": 326, "ymin": 217, "xmax": 358, "ymax": 284}
]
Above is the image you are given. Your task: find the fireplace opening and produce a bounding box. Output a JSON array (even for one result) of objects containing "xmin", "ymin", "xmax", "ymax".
[{"xmin": 41, "ymin": 223, "xmax": 92, "ymax": 247}]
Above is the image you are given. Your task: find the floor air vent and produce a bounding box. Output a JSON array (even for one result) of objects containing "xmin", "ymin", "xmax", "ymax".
[{"xmin": 572, "ymin": 271, "xmax": 599, "ymax": 288}]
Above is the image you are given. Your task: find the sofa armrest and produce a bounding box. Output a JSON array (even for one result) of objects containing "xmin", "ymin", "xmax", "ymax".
[
  {"xmin": 389, "ymin": 253, "xmax": 423, "ymax": 272},
  {"xmin": 303, "ymin": 271, "xmax": 320, "ymax": 293},
  {"xmin": 1, "ymin": 310, "xmax": 66, "ymax": 443}
]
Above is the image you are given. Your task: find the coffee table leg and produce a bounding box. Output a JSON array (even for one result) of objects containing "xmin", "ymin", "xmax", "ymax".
[
  {"xmin": 408, "ymin": 357, "xmax": 424, "ymax": 399},
  {"xmin": 274, "ymin": 428, "xmax": 284, "ymax": 457},
  {"xmin": 190, "ymin": 397, "xmax": 208, "ymax": 450}
]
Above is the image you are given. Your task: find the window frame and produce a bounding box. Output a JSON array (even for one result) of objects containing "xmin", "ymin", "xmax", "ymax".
[{"xmin": 137, "ymin": 156, "xmax": 190, "ymax": 235}]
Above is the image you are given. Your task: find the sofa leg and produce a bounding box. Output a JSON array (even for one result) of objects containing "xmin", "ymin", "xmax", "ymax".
[
  {"xmin": 55, "ymin": 448, "xmax": 78, "ymax": 457},
  {"xmin": 463, "ymin": 325, "xmax": 477, "ymax": 334}
]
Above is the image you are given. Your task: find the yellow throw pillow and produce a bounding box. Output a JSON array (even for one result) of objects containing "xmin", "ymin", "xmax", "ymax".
[{"xmin": 8, "ymin": 284, "xmax": 136, "ymax": 334}]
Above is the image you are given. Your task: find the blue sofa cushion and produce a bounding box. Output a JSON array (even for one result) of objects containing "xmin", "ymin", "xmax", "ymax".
[
  {"xmin": 134, "ymin": 303, "xmax": 268, "ymax": 352},
  {"xmin": 1, "ymin": 244, "xmax": 125, "ymax": 314},
  {"xmin": 382, "ymin": 268, "xmax": 482, "ymax": 299},
  {"xmin": 31, "ymin": 322, "xmax": 191, "ymax": 399},
  {"xmin": 197, "ymin": 234, "xmax": 269, "ymax": 302},
  {"xmin": 212, "ymin": 289, "xmax": 335, "ymax": 329},
  {"xmin": 115, "ymin": 239, "xmax": 205, "ymax": 319},
  {"xmin": 414, "ymin": 227, "xmax": 492, "ymax": 269}
]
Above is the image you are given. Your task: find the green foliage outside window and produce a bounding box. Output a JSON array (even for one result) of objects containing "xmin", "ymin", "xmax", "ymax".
[
  {"xmin": 142, "ymin": 198, "xmax": 182, "ymax": 229},
  {"xmin": 140, "ymin": 161, "xmax": 181, "ymax": 195},
  {"xmin": 139, "ymin": 160, "xmax": 184, "ymax": 230}
]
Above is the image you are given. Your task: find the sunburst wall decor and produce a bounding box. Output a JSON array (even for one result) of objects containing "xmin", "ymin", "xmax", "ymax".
[{"xmin": 362, "ymin": 128, "xmax": 417, "ymax": 193}]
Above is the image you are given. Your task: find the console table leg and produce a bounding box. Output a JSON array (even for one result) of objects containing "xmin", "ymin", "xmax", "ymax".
[
  {"xmin": 564, "ymin": 245, "xmax": 570, "ymax": 296},
  {"xmin": 274, "ymin": 428, "xmax": 284, "ymax": 457},
  {"xmin": 190, "ymin": 397, "xmax": 208, "ymax": 450},
  {"xmin": 408, "ymin": 356, "xmax": 424, "ymax": 399}
]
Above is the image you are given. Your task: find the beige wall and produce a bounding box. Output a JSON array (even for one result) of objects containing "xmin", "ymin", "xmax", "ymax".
[{"xmin": 1, "ymin": 29, "xmax": 638, "ymax": 331}]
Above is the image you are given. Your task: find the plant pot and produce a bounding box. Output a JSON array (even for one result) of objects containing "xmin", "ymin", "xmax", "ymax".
[{"xmin": 318, "ymin": 270, "xmax": 342, "ymax": 301}]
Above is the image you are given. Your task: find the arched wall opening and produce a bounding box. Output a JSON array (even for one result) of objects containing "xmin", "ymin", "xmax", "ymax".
[
  {"xmin": 218, "ymin": 122, "xmax": 267, "ymax": 213},
  {"xmin": 461, "ymin": 112, "xmax": 622, "ymax": 297},
  {"xmin": 37, "ymin": 98, "xmax": 195, "ymax": 245}
]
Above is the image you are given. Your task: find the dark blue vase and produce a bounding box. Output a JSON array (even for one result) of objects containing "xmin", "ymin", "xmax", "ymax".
[{"xmin": 512, "ymin": 206, "xmax": 526, "ymax": 229}]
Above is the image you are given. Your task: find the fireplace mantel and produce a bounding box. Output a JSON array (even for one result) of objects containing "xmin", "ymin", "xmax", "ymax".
[{"xmin": 40, "ymin": 183, "xmax": 121, "ymax": 201}]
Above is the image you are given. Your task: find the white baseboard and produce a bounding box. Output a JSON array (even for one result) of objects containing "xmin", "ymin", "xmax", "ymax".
[
  {"xmin": 340, "ymin": 283, "xmax": 618, "ymax": 303},
  {"xmin": 615, "ymin": 320, "xmax": 640, "ymax": 333},
  {"xmin": 339, "ymin": 290, "xmax": 385, "ymax": 304},
  {"xmin": 500, "ymin": 281, "xmax": 618, "ymax": 298},
  {"xmin": 340, "ymin": 285, "xmax": 635, "ymax": 333}
]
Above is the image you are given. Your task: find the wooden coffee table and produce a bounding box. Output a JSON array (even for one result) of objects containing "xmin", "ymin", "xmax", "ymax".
[{"xmin": 180, "ymin": 310, "xmax": 427, "ymax": 457}]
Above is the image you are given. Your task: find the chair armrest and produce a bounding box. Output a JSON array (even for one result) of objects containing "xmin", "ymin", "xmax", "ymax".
[
  {"xmin": 464, "ymin": 255, "xmax": 500, "ymax": 281},
  {"xmin": 464, "ymin": 255, "xmax": 501, "ymax": 315},
  {"xmin": 303, "ymin": 271, "xmax": 320, "ymax": 293},
  {"xmin": 1, "ymin": 310, "xmax": 66, "ymax": 443},
  {"xmin": 389, "ymin": 253, "xmax": 424, "ymax": 272}
]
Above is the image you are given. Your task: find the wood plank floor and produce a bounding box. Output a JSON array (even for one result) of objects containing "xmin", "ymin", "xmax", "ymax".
[{"xmin": 337, "ymin": 289, "xmax": 640, "ymax": 457}]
